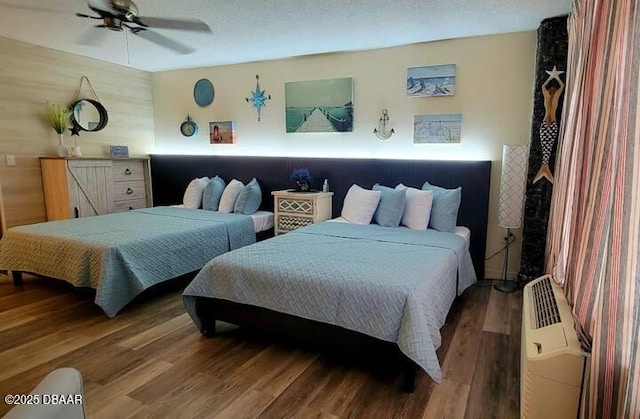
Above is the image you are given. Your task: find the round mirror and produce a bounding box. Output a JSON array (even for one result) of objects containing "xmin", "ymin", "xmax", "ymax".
[{"xmin": 70, "ymin": 99, "xmax": 108, "ymax": 132}]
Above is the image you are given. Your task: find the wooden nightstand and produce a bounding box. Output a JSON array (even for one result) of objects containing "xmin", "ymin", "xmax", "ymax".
[{"xmin": 272, "ymin": 190, "xmax": 333, "ymax": 236}]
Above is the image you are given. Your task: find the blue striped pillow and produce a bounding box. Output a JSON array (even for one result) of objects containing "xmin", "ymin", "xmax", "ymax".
[
  {"xmin": 202, "ymin": 176, "xmax": 226, "ymax": 211},
  {"xmin": 421, "ymin": 181, "xmax": 461, "ymax": 232},
  {"xmin": 234, "ymin": 178, "xmax": 262, "ymax": 215},
  {"xmin": 372, "ymin": 184, "xmax": 407, "ymax": 227}
]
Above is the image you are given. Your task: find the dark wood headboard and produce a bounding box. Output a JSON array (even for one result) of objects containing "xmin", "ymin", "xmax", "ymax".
[{"xmin": 150, "ymin": 155, "xmax": 491, "ymax": 279}]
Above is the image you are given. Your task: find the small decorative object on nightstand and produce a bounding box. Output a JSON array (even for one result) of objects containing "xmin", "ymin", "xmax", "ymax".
[
  {"xmin": 272, "ymin": 190, "xmax": 333, "ymax": 236},
  {"xmin": 290, "ymin": 167, "xmax": 313, "ymax": 192}
]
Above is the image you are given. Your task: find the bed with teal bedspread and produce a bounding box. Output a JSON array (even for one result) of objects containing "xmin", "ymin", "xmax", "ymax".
[
  {"xmin": 183, "ymin": 221, "xmax": 476, "ymax": 383},
  {"xmin": 0, "ymin": 207, "xmax": 255, "ymax": 317}
]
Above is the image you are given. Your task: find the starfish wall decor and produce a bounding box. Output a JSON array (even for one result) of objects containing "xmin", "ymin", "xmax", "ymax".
[{"xmin": 245, "ymin": 75, "xmax": 271, "ymax": 121}]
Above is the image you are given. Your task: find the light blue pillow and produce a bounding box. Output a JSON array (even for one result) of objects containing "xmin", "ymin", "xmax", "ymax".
[
  {"xmin": 372, "ymin": 184, "xmax": 406, "ymax": 227},
  {"xmin": 202, "ymin": 176, "xmax": 226, "ymax": 211},
  {"xmin": 421, "ymin": 181, "xmax": 461, "ymax": 232},
  {"xmin": 234, "ymin": 178, "xmax": 262, "ymax": 215}
]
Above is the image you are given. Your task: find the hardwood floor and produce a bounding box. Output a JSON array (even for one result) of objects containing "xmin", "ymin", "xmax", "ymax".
[{"xmin": 0, "ymin": 275, "xmax": 522, "ymax": 418}]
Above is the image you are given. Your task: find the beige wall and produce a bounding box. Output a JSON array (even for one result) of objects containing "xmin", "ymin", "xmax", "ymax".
[
  {"xmin": 152, "ymin": 32, "xmax": 537, "ymax": 279},
  {"xmin": 0, "ymin": 32, "xmax": 537, "ymax": 278},
  {"xmin": 0, "ymin": 36, "xmax": 154, "ymax": 231}
]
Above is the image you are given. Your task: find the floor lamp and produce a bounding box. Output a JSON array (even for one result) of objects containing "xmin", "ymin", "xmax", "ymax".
[{"xmin": 494, "ymin": 145, "xmax": 529, "ymax": 293}]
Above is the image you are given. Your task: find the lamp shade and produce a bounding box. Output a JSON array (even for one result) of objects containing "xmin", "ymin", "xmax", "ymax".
[{"xmin": 498, "ymin": 145, "xmax": 529, "ymax": 229}]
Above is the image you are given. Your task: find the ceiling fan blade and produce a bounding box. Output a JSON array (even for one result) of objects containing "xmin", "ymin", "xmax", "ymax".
[
  {"xmin": 76, "ymin": 27, "xmax": 108, "ymax": 46},
  {"xmin": 134, "ymin": 29, "xmax": 195, "ymax": 54},
  {"xmin": 0, "ymin": 2, "xmax": 61, "ymax": 14},
  {"xmin": 76, "ymin": 12, "xmax": 102, "ymax": 20},
  {"xmin": 133, "ymin": 16, "xmax": 211, "ymax": 32}
]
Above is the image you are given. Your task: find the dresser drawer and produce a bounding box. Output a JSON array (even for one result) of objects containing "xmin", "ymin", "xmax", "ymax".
[
  {"xmin": 277, "ymin": 215, "xmax": 314, "ymax": 231},
  {"xmin": 113, "ymin": 199, "xmax": 148, "ymax": 212},
  {"xmin": 277, "ymin": 197, "xmax": 314, "ymax": 215},
  {"xmin": 112, "ymin": 180, "xmax": 146, "ymax": 202},
  {"xmin": 112, "ymin": 160, "xmax": 145, "ymax": 182}
]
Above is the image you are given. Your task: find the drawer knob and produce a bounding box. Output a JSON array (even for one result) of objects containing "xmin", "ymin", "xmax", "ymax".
[
  {"xmin": 126, "ymin": 187, "xmax": 133, "ymax": 194},
  {"xmin": 125, "ymin": 168, "xmax": 132, "ymax": 175}
]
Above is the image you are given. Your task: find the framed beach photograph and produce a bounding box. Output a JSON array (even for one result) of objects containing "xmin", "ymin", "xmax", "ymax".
[
  {"xmin": 407, "ymin": 64, "xmax": 456, "ymax": 97},
  {"xmin": 285, "ymin": 77, "xmax": 353, "ymax": 133},
  {"xmin": 413, "ymin": 114, "xmax": 462, "ymax": 143},
  {"xmin": 209, "ymin": 121, "xmax": 237, "ymax": 144}
]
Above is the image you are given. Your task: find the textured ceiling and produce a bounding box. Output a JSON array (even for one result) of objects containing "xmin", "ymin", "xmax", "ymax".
[{"xmin": 0, "ymin": 0, "xmax": 571, "ymax": 72}]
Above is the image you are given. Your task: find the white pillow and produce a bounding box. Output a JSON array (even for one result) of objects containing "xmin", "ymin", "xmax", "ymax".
[
  {"xmin": 183, "ymin": 177, "xmax": 210, "ymax": 209},
  {"xmin": 340, "ymin": 184, "xmax": 382, "ymax": 225},
  {"xmin": 396, "ymin": 184, "xmax": 433, "ymax": 230},
  {"xmin": 218, "ymin": 179, "xmax": 244, "ymax": 213}
]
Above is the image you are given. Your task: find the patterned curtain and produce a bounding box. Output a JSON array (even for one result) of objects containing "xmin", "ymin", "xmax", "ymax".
[{"xmin": 546, "ymin": 0, "xmax": 640, "ymax": 417}]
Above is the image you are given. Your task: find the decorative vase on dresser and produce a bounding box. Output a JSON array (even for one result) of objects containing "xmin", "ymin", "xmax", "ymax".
[
  {"xmin": 40, "ymin": 157, "xmax": 153, "ymax": 220},
  {"xmin": 57, "ymin": 134, "xmax": 69, "ymax": 157}
]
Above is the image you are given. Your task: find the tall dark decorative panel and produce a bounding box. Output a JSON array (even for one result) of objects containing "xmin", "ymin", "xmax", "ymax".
[{"xmin": 519, "ymin": 16, "xmax": 568, "ymax": 281}]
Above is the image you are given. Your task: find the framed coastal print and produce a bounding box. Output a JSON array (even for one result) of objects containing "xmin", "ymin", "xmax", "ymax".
[
  {"xmin": 413, "ymin": 114, "xmax": 462, "ymax": 143},
  {"xmin": 209, "ymin": 121, "xmax": 236, "ymax": 144},
  {"xmin": 285, "ymin": 77, "xmax": 353, "ymax": 133},
  {"xmin": 407, "ymin": 64, "xmax": 456, "ymax": 97}
]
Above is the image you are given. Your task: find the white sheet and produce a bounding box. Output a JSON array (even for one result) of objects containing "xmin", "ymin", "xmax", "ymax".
[
  {"xmin": 170, "ymin": 205, "xmax": 273, "ymax": 232},
  {"xmin": 330, "ymin": 217, "xmax": 470, "ymax": 248},
  {"xmin": 251, "ymin": 210, "xmax": 274, "ymax": 232}
]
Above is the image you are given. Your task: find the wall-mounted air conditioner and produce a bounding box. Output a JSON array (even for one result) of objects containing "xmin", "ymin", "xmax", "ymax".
[{"xmin": 521, "ymin": 275, "xmax": 587, "ymax": 419}]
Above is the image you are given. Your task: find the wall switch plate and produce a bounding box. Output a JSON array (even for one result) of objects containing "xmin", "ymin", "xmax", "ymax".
[{"xmin": 6, "ymin": 155, "xmax": 15, "ymax": 166}]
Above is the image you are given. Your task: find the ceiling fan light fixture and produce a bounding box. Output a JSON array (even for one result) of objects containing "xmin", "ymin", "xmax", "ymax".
[
  {"xmin": 102, "ymin": 17, "xmax": 124, "ymax": 31},
  {"xmin": 111, "ymin": 0, "xmax": 138, "ymax": 21}
]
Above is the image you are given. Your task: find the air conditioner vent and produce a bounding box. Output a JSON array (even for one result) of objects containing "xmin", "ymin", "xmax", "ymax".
[{"xmin": 531, "ymin": 276, "xmax": 561, "ymax": 329}]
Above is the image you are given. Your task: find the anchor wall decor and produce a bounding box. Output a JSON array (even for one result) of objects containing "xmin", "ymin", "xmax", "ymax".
[{"xmin": 373, "ymin": 109, "xmax": 395, "ymax": 140}]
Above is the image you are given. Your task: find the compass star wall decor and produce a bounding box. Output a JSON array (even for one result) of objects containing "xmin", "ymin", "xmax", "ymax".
[{"xmin": 245, "ymin": 75, "xmax": 271, "ymax": 121}]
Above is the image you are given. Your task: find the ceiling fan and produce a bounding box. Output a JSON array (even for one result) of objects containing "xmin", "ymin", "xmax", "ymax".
[{"xmin": 75, "ymin": 0, "xmax": 211, "ymax": 54}]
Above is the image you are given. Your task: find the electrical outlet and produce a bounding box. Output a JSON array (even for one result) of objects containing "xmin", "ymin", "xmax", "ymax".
[{"xmin": 6, "ymin": 155, "xmax": 15, "ymax": 166}]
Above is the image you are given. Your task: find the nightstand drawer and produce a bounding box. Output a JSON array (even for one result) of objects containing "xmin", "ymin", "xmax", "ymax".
[
  {"xmin": 113, "ymin": 199, "xmax": 147, "ymax": 212},
  {"xmin": 277, "ymin": 215, "xmax": 314, "ymax": 231},
  {"xmin": 112, "ymin": 181, "xmax": 146, "ymax": 202},
  {"xmin": 277, "ymin": 197, "xmax": 314, "ymax": 215},
  {"xmin": 112, "ymin": 161, "xmax": 145, "ymax": 182}
]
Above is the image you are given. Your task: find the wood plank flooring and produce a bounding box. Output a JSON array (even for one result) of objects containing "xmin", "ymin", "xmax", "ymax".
[{"xmin": 0, "ymin": 275, "xmax": 522, "ymax": 418}]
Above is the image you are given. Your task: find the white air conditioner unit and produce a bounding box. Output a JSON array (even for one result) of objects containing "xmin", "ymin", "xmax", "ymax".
[{"xmin": 521, "ymin": 275, "xmax": 587, "ymax": 419}]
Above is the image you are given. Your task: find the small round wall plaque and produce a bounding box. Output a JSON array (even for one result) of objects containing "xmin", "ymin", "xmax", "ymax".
[{"xmin": 193, "ymin": 78, "xmax": 214, "ymax": 107}]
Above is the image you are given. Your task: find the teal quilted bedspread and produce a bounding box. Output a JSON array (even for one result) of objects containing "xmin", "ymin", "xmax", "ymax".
[
  {"xmin": 183, "ymin": 221, "xmax": 476, "ymax": 383},
  {"xmin": 0, "ymin": 207, "xmax": 255, "ymax": 317}
]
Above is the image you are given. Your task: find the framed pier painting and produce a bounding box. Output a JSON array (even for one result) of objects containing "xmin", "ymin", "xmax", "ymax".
[{"xmin": 285, "ymin": 77, "xmax": 353, "ymax": 133}]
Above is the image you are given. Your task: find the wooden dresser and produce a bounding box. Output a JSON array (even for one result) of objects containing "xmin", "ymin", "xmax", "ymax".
[
  {"xmin": 271, "ymin": 190, "xmax": 333, "ymax": 236},
  {"xmin": 40, "ymin": 157, "xmax": 152, "ymax": 220}
]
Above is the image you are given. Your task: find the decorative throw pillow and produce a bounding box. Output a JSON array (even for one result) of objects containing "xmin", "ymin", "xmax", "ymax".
[
  {"xmin": 234, "ymin": 178, "xmax": 262, "ymax": 215},
  {"xmin": 202, "ymin": 176, "xmax": 226, "ymax": 211},
  {"xmin": 395, "ymin": 184, "xmax": 433, "ymax": 230},
  {"xmin": 422, "ymin": 181, "xmax": 462, "ymax": 233},
  {"xmin": 218, "ymin": 179, "xmax": 244, "ymax": 213},
  {"xmin": 372, "ymin": 184, "xmax": 407, "ymax": 228},
  {"xmin": 183, "ymin": 177, "xmax": 210, "ymax": 209},
  {"xmin": 340, "ymin": 184, "xmax": 382, "ymax": 225}
]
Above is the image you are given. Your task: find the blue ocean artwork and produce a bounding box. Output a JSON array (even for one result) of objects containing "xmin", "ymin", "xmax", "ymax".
[
  {"xmin": 407, "ymin": 64, "xmax": 456, "ymax": 97},
  {"xmin": 286, "ymin": 105, "xmax": 353, "ymax": 133},
  {"xmin": 414, "ymin": 114, "xmax": 462, "ymax": 143},
  {"xmin": 285, "ymin": 78, "xmax": 353, "ymax": 133}
]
